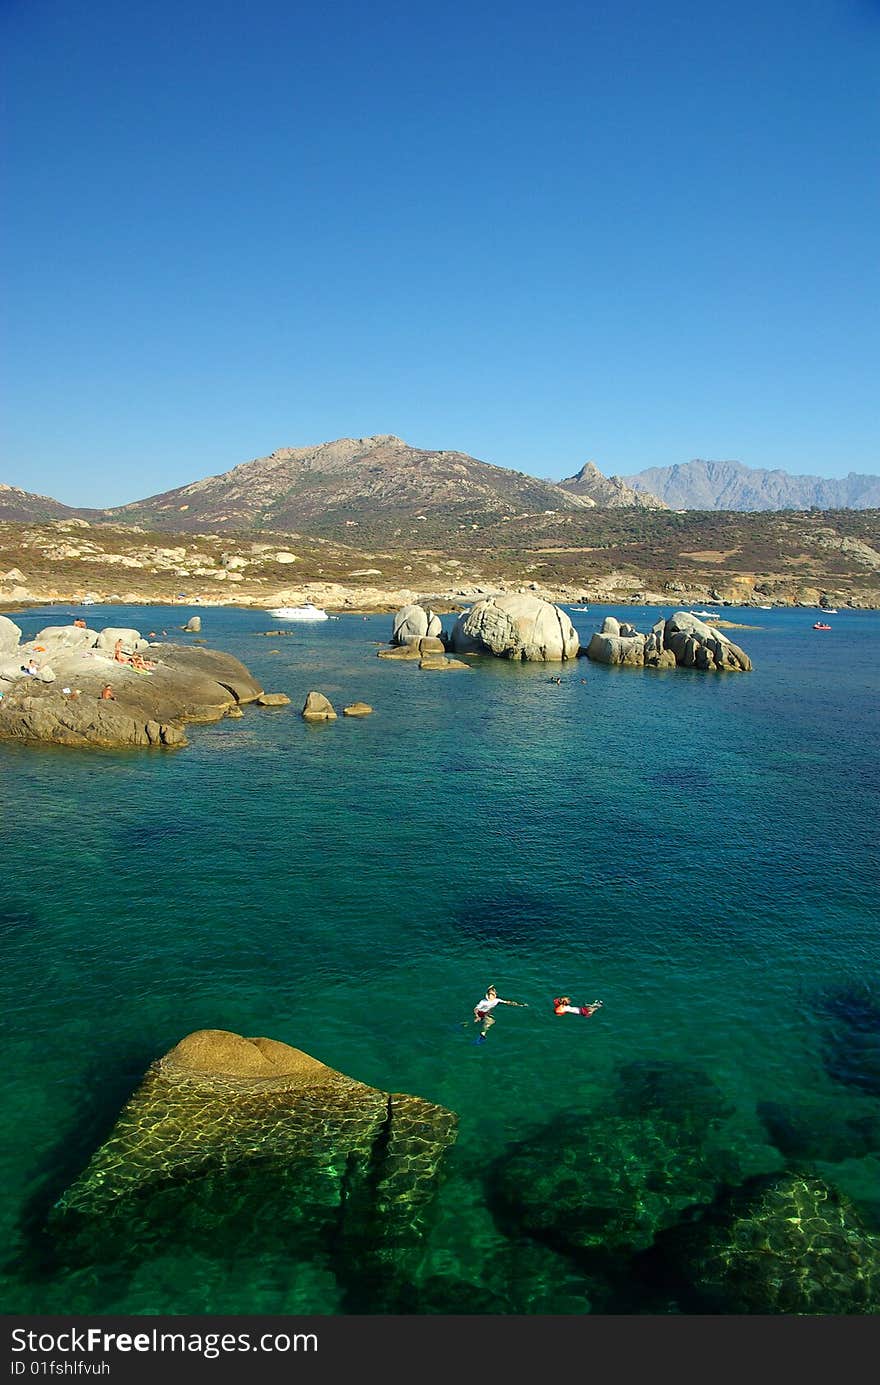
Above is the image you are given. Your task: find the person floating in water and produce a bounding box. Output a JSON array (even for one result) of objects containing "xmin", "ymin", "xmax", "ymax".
[
  {"xmin": 552, "ymin": 996, "xmax": 603, "ymax": 1017},
  {"xmin": 473, "ymin": 984, "xmax": 528, "ymax": 1039}
]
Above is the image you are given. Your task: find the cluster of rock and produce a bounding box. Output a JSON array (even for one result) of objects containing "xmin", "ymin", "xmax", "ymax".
[
  {"xmin": 488, "ymin": 1059, "xmax": 880, "ymax": 1313},
  {"xmin": 391, "ymin": 603, "xmax": 443, "ymax": 644},
  {"xmin": 302, "ymin": 691, "xmax": 373, "ymax": 720},
  {"xmin": 51, "ymin": 1029, "xmax": 457, "ymax": 1306},
  {"xmin": 586, "ymin": 612, "xmax": 753, "ymax": 671},
  {"xmin": 385, "ymin": 594, "xmax": 580, "ymax": 665},
  {"xmin": 384, "ymin": 603, "xmax": 470, "ymax": 669},
  {"xmin": 0, "ymin": 616, "xmax": 265, "ymax": 748},
  {"xmin": 379, "ymin": 635, "xmax": 470, "ymax": 672}
]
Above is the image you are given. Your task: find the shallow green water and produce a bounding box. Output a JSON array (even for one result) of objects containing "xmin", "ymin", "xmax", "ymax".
[{"xmin": 1, "ymin": 603, "xmax": 878, "ymax": 1313}]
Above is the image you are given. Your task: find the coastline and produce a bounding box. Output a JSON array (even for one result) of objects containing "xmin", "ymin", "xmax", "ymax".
[
  {"xmin": 2, "ymin": 584, "xmax": 873, "ymax": 616},
  {"xmin": 2, "ymin": 517, "xmax": 877, "ymax": 613}
]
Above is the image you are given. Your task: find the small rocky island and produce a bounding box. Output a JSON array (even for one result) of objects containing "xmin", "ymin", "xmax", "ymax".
[
  {"xmin": 385, "ymin": 594, "xmax": 579, "ymax": 664},
  {"xmin": 586, "ymin": 611, "xmax": 753, "ymax": 671},
  {"xmin": 384, "ymin": 599, "xmax": 753, "ymax": 671},
  {"xmin": 0, "ymin": 616, "xmax": 265, "ymax": 748}
]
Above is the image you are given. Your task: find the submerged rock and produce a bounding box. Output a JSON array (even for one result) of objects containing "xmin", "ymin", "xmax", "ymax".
[
  {"xmin": 419, "ymin": 655, "xmax": 470, "ymax": 670},
  {"xmin": 488, "ymin": 1062, "xmax": 737, "ymax": 1266},
  {"xmin": 756, "ymin": 1098, "xmax": 880, "ymax": 1164},
  {"xmin": 51, "ymin": 1029, "xmax": 458, "ymax": 1305},
  {"xmin": 377, "ymin": 644, "xmax": 422, "ymax": 660},
  {"xmin": 451, "ymin": 594, "xmax": 580, "ymax": 662},
  {"xmin": 657, "ymin": 1172, "xmax": 880, "ymax": 1313},
  {"xmin": 816, "ymin": 982, "xmax": 880, "ymax": 1097}
]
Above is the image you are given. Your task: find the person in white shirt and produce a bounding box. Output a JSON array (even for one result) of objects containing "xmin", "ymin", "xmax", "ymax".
[{"xmin": 473, "ymin": 985, "xmax": 527, "ymax": 1038}]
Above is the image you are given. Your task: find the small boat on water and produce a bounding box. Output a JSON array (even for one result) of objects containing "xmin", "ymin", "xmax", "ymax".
[
  {"xmin": 267, "ymin": 603, "xmax": 329, "ymax": 622},
  {"xmin": 813, "ymin": 622, "xmax": 832, "ymax": 631},
  {"xmin": 570, "ymin": 606, "xmax": 590, "ymax": 612},
  {"xmin": 820, "ymin": 608, "xmax": 838, "ymax": 615},
  {"xmin": 690, "ymin": 610, "xmax": 721, "ymax": 620}
]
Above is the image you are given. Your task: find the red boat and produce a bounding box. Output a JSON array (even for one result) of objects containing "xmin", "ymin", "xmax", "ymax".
[{"xmin": 813, "ymin": 622, "xmax": 832, "ymax": 630}]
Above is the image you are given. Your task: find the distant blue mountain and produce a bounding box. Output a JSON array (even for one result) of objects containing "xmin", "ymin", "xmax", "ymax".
[{"xmin": 622, "ymin": 459, "xmax": 880, "ymax": 511}]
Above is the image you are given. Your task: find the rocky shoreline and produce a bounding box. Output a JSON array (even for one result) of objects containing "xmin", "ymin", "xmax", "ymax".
[
  {"xmin": 2, "ymin": 573, "xmax": 871, "ymax": 619},
  {"xmin": 2, "ymin": 516, "xmax": 878, "ymax": 612},
  {"xmin": 0, "ymin": 615, "xmax": 266, "ymax": 748}
]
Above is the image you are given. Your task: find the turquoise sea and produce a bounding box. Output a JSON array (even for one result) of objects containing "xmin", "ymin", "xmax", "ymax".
[{"xmin": 1, "ymin": 603, "xmax": 879, "ymax": 1314}]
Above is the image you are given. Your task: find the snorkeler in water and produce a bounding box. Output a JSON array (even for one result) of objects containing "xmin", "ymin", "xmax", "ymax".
[{"xmin": 552, "ymin": 996, "xmax": 603, "ymax": 1017}]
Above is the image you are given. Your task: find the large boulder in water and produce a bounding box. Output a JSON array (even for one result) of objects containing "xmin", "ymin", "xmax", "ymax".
[
  {"xmin": 450, "ymin": 594, "xmax": 580, "ymax": 662},
  {"xmin": 302, "ymin": 690, "xmax": 337, "ymax": 721},
  {"xmin": 815, "ymin": 982, "xmax": 880, "ymax": 1097},
  {"xmin": 391, "ymin": 603, "xmax": 443, "ymax": 645},
  {"xmin": 585, "ymin": 618, "xmax": 650, "ymax": 668},
  {"xmin": 51, "ymin": 1029, "xmax": 458, "ymax": 1308}
]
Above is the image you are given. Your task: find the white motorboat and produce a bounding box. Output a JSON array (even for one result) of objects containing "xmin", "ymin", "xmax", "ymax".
[
  {"xmin": 690, "ymin": 610, "xmax": 721, "ymax": 620},
  {"xmin": 267, "ymin": 603, "xmax": 330, "ymax": 622}
]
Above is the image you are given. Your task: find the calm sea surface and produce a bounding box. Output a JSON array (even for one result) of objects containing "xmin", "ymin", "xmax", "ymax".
[{"xmin": 2, "ymin": 603, "xmax": 878, "ymax": 1313}]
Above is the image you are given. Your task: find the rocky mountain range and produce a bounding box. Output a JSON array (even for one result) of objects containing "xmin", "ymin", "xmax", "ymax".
[
  {"xmin": 5, "ymin": 441, "xmax": 879, "ymax": 534},
  {"xmin": 106, "ymin": 435, "xmax": 605, "ymax": 532},
  {"xmin": 623, "ymin": 459, "xmax": 880, "ymax": 511}
]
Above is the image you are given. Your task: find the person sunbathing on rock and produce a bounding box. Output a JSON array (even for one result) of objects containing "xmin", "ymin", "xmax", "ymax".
[
  {"xmin": 128, "ymin": 651, "xmax": 156, "ymax": 671},
  {"xmin": 113, "ymin": 639, "xmax": 155, "ymax": 671}
]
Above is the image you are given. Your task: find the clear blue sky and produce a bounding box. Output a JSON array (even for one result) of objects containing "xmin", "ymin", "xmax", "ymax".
[{"xmin": 3, "ymin": 0, "xmax": 878, "ymax": 506}]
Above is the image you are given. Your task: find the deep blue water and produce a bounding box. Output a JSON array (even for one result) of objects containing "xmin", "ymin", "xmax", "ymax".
[{"xmin": 1, "ymin": 603, "xmax": 878, "ymax": 1313}]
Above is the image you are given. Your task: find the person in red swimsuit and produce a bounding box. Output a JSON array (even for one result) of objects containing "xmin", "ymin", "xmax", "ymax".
[{"xmin": 553, "ymin": 996, "xmax": 603, "ymax": 1017}]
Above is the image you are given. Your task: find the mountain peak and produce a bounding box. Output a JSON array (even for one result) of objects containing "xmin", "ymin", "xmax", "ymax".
[{"xmin": 558, "ymin": 460, "xmax": 666, "ymax": 509}]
